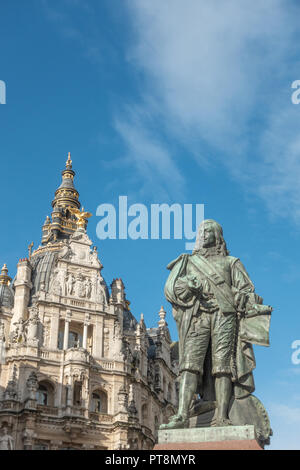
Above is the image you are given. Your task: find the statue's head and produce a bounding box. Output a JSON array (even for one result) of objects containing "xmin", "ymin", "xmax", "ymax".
[{"xmin": 193, "ymin": 219, "xmax": 229, "ymax": 256}]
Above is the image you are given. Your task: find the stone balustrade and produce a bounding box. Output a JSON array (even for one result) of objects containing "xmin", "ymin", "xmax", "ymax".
[
  {"xmin": 37, "ymin": 404, "xmax": 59, "ymax": 416},
  {"xmin": 40, "ymin": 349, "xmax": 63, "ymax": 361},
  {"xmin": 0, "ymin": 400, "xmax": 19, "ymax": 411},
  {"xmin": 89, "ymin": 411, "xmax": 113, "ymax": 423}
]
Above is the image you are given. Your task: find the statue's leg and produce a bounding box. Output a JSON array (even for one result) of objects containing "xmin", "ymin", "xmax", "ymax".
[
  {"xmin": 159, "ymin": 370, "xmax": 198, "ymax": 429},
  {"xmin": 160, "ymin": 313, "xmax": 210, "ymax": 430},
  {"xmin": 177, "ymin": 370, "xmax": 198, "ymax": 418},
  {"xmin": 211, "ymin": 310, "xmax": 235, "ymax": 426},
  {"xmin": 214, "ymin": 373, "xmax": 232, "ymax": 425}
]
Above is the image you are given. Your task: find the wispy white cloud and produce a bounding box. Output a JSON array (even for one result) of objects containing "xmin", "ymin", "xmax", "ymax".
[
  {"xmin": 41, "ymin": 0, "xmax": 103, "ymax": 64},
  {"xmin": 268, "ymin": 403, "xmax": 300, "ymax": 449},
  {"xmin": 115, "ymin": 107, "xmax": 185, "ymax": 200},
  {"xmin": 41, "ymin": 0, "xmax": 300, "ymax": 211},
  {"xmin": 270, "ymin": 403, "xmax": 300, "ymax": 423},
  {"xmin": 119, "ymin": 0, "xmax": 300, "ymax": 217}
]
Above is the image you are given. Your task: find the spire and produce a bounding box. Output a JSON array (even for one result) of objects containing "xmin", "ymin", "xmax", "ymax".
[
  {"xmin": 66, "ymin": 151, "xmax": 72, "ymax": 169},
  {"xmin": 41, "ymin": 153, "xmax": 82, "ymax": 245},
  {"xmin": 0, "ymin": 264, "xmax": 11, "ymax": 285},
  {"xmin": 53, "ymin": 152, "xmax": 80, "ymax": 206},
  {"xmin": 158, "ymin": 306, "xmax": 167, "ymax": 328}
]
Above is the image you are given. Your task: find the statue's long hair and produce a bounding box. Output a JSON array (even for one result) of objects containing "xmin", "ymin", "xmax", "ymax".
[{"xmin": 193, "ymin": 219, "xmax": 229, "ymax": 257}]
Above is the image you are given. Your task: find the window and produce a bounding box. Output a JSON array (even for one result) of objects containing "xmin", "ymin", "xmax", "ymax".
[
  {"xmin": 73, "ymin": 381, "xmax": 82, "ymax": 407},
  {"xmin": 57, "ymin": 331, "xmax": 64, "ymax": 350},
  {"xmin": 36, "ymin": 384, "xmax": 48, "ymax": 405},
  {"xmin": 57, "ymin": 330, "xmax": 83, "ymax": 349},
  {"xmin": 92, "ymin": 392, "xmax": 101, "ymax": 412},
  {"xmin": 90, "ymin": 389, "xmax": 107, "ymax": 413},
  {"xmin": 69, "ymin": 331, "xmax": 82, "ymax": 348},
  {"xmin": 36, "ymin": 381, "xmax": 54, "ymax": 406}
]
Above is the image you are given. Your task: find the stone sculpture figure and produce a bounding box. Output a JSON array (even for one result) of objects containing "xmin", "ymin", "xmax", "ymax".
[
  {"xmin": 85, "ymin": 278, "xmax": 92, "ymax": 299},
  {"xmin": 95, "ymin": 275, "xmax": 107, "ymax": 305},
  {"xmin": 75, "ymin": 274, "xmax": 85, "ymax": 298},
  {"xmin": 50, "ymin": 270, "xmax": 62, "ymax": 296},
  {"xmin": 160, "ymin": 219, "xmax": 272, "ymax": 444},
  {"xmin": 10, "ymin": 319, "xmax": 26, "ymax": 344},
  {"xmin": 66, "ymin": 273, "xmax": 75, "ymax": 296},
  {"xmin": 0, "ymin": 427, "xmax": 14, "ymax": 450},
  {"xmin": 27, "ymin": 307, "xmax": 39, "ymax": 343}
]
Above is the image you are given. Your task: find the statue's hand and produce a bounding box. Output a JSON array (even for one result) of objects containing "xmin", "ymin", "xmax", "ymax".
[
  {"xmin": 187, "ymin": 275, "xmax": 202, "ymax": 293},
  {"xmin": 234, "ymin": 291, "xmax": 247, "ymax": 311}
]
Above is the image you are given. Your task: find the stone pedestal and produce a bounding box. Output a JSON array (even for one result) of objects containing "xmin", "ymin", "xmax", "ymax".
[{"xmin": 154, "ymin": 425, "xmax": 263, "ymax": 450}]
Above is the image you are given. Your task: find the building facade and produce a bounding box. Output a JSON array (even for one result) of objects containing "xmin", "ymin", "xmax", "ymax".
[{"xmin": 0, "ymin": 154, "xmax": 178, "ymax": 450}]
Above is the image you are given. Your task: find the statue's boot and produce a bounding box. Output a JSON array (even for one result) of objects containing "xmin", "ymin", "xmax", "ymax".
[
  {"xmin": 212, "ymin": 417, "xmax": 232, "ymax": 427},
  {"xmin": 189, "ymin": 400, "xmax": 216, "ymax": 417},
  {"xmin": 159, "ymin": 414, "xmax": 189, "ymax": 430}
]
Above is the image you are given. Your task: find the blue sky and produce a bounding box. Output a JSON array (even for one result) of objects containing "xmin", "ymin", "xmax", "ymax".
[{"xmin": 1, "ymin": 0, "xmax": 300, "ymax": 449}]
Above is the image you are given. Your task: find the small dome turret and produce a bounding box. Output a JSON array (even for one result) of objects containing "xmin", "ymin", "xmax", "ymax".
[{"xmin": 0, "ymin": 264, "xmax": 14, "ymax": 308}]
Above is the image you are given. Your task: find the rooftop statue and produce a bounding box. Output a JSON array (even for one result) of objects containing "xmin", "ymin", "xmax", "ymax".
[
  {"xmin": 68, "ymin": 206, "xmax": 92, "ymax": 230},
  {"xmin": 160, "ymin": 219, "xmax": 272, "ymax": 445}
]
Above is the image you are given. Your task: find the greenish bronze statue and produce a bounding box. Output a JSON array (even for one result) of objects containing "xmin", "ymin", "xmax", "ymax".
[{"xmin": 160, "ymin": 219, "xmax": 272, "ymax": 445}]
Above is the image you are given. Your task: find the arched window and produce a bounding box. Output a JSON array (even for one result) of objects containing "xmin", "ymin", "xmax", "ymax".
[
  {"xmin": 92, "ymin": 392, "xmax": 101, "ymax": 412},
  {"xmin": 36, "ymin": 384, "xmax": 48, "ymax": 405},
  {"xmin": 36, "ymin": 381, "xmax": 54, "ymax": 406},
  {"xmin": 91, "ymin": 389, "xmax": 108, "ymax": 413}
]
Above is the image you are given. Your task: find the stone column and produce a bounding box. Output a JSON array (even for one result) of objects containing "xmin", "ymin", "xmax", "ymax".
[
  {"xmin": 49, "ymin": 314, "xmax": 60, "ymax": 350},
  {"xmin": 83, "ymin": 324, "xmax": 88, "ymax": 350},
  {"xmin": 66, "ymin": 376, "xmax": 73, "ymax": 409},
  {"xmin": 82, "ymin": 375, "xmax": 90, "ymax": 418},
  {"xmin": 63, "ymin": 311, "xmax": 71, "ymax": 350},
  {"xmin": 22, "ymin": 428, "xmax": 35, "ymax": 451},
  {"xmin": 11, "ymin": 259, "xmax": 32, "ymax": 324},
  {"xmin": 93, "ymin": 316, "xmax": 103, "ymax": 358},
  {"xmin": 83, "ymin": 313, "xmax": 90, "ymax": 350}
]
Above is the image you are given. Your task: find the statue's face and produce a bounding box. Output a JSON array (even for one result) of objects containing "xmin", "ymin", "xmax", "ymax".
[{"xmin": 199, "ymin": 222, "xmax": 216, "ymax": 248}]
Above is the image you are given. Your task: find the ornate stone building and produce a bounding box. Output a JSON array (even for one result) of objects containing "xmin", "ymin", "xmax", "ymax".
[{"xmin": 0, "ymin": 154, "xmax": 177, "ymax": 450}]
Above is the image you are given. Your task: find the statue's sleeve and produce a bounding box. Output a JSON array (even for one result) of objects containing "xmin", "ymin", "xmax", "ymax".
[
  {"xmin": 231, "ymin": 258, "xmax": 255, "ymax": 294},
  {"xmin": 231, "ymin": 258, "xmax": 272, "ymax": 347},
  {"xmin": 165, "ymin": 255, "xmax": 195, "ymax": 308}
]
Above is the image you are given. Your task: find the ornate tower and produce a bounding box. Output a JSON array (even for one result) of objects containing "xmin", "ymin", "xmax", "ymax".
[
  {"xmin": 0, "ymin": 154, "xmax": 177, "ymax": 450},
  {"xmin": 42, "ymin": 153, "xmax": 81, "ymax": 245}
]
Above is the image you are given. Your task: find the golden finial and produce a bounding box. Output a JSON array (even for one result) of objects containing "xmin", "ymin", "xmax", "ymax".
[
  {"xmin": 0, "ymin": 264, "xmax": 11, "ymax": 285},
  {"xmin": 66, "ymin": 152, "xmax": 72, "ymax": 169},
  {"xmin": 1, "ymin": 264, "xmax": 8, "ymax": 276}
]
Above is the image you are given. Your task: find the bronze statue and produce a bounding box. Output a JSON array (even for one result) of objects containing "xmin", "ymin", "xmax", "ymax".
[{"xmin": 160, "ymin": 219, "xmax": 272, "ymax": 445}]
